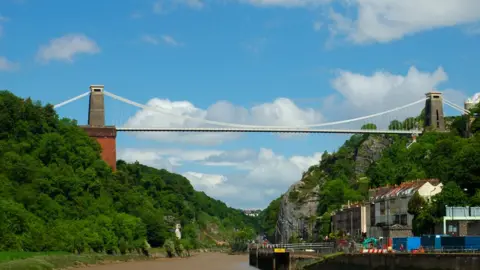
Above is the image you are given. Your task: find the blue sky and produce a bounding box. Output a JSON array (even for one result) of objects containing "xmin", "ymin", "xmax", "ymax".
[{"xmin": 1, "ymin": 0, "xmax": 479, "ymax": 209}]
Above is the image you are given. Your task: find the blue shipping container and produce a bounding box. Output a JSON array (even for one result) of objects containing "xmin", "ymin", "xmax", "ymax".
[
  {"xmin": 434, "ymin": 235, "xmax": 442, "ymax": 250},
  {"xmin": 407, "ymin": 237, "xmax": 421, "ymax": 251},
  {"xmin": 465, "ymin": 236, "xmax": 480, "ymax": 250},
  {"xmin": 392, "ymin": 237, "xmax": 407, "ymax": 251},
  {"xmin": 421, "ymin": 236, "xmax": 435, "ymax": 248},
  {"xmin": 441, "ymin": 236, "xmax": 465, "ymax": 250}
]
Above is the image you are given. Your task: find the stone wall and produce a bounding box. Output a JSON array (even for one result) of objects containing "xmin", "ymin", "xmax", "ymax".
[{"xmin": 305, "ymin": 254, "xmax": 480, "ymax": 270}]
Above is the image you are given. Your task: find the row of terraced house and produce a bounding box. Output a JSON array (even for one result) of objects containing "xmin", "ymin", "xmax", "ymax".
[{"xmin": 330, "ymin": 179, "xmax": 480, "ymax": 238}]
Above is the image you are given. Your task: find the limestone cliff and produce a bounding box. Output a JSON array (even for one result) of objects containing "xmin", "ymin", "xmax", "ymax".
[
  {"xmin": 274, "ymin": 135, "xmax": 391, "ymax": 243},
  {"xmin": 275, "ymin": 177, "xmax": 320, "ymax": 243}
]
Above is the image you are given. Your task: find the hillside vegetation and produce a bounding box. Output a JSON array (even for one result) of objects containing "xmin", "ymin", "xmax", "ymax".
[
  {"xmin": 0, "ymin": 90, "xmax": 256, "ymax": 254},
  {"xmin": 261, "ymin": 106, "xmax": 480, "ymax": 239}
]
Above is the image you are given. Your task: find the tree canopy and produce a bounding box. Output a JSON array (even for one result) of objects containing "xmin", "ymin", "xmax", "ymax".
[{"xmin": 0, "ymin": 90, "xmax": 257, "ymax": 253}]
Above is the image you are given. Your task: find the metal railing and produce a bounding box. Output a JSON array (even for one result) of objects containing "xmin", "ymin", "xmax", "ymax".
[{"xmin": 250, "ymin": 242, "xmax": 336, "ymax": 254}]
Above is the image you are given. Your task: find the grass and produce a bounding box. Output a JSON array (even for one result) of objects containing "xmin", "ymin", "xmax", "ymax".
[
  {"xmin": 0, "ymin": 253, "xmax": 151, "ymax": 270},
  {"xmin": 0, "ymin": 252, "xmax": 70, "ymax": 263}
]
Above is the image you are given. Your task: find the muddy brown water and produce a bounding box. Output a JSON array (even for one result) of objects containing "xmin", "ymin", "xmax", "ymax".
[{"xmin": 86, "ymin": 253, "xmax": 257, "ymax": 269}]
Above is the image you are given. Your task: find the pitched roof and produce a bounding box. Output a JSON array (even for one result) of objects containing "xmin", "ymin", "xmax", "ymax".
[{"xmin": 368, "ymin": 179, "xmax": 440, "ymax": 201}]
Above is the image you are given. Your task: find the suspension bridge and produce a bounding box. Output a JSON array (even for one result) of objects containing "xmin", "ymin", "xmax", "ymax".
[{"xmin": 52, "ymin": 85, "xmax": 469, "ymax": 170}]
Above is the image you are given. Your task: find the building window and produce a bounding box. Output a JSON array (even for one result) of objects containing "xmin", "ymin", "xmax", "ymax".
[
  {"xmin": 436, "ymin": 110, "xmax": 439, "ymax": 120},
  {"xmin": 380, "ymin": 202, "xmax": 385, "ymax": 215},
  {"xmin": 394, "ymin": 215, "xmax": 400, "ymax": 225},
  {"xmin": 401, "ymin": 214, "xmax": 408, "ymax": 225}
]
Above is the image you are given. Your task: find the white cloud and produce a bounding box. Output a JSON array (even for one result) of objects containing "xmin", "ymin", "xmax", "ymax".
[
  {"xmin": 141, "ymin": 34, "xmax": 183, "ymax": 47},
  {"xmin": 323, "ymin": 66, "xmax": 466, "ymax": 123},
  {"xmin": 237, "ymin": 0, "xmax": 480, "ymax": 43},
  {"xmin": 192, "ymin": 148, "xmax": 323, "ymax": 207},
  {"xmin": 118, "ymin": 148, "xmax": 222, "ymax": 169},
  {"xmin": 141, "ymin": 35, "xmax": 160, "ymax": 45},
  {"xmin": 36, "ymin": 34, "xmax": 100, "ymax": 63},
  {"xmin": 183, "ymin": 172, "xmax": 238, "ymax": 197},
  {"xmin": 122, "ymin": 97, "xmax": 324, "ymax": 145},
  {"xmin": 328, "ymin": 0, "xmax": 480, "ymax": 44},
  {"xmin": 0, "ymin": 56, "xmax": 19, "ymax": 71},
  {"xmin": 313, "ymin": 21, "xmax": 323, "ymax": 31},
  {"xmin": 119, "ymin": 147, "xmax": 322, "ymax": 208},
  {"xmin": 162, "ymin": 35, "xmax": 183, "ymax": 46}
]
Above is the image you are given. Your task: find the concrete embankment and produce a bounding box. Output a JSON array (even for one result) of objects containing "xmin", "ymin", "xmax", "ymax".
[{"xmin": 303, "ymin": 253, "xmax": 480, "ymax": 270}]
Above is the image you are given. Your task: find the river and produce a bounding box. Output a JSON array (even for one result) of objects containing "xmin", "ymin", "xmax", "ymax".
[{"xmin": 87, "ymin": 253, "xmax": 257, "ymax": 269}]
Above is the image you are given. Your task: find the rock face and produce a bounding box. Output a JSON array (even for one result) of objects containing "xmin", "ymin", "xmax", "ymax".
[
  {"xmin": 275, "ymin": 177, "xmax": 320, "ymax": 243},
  {"xmin": 274, "ymin": 135, "xmax": 391, "ymax": 243},
  {"xmin": 354, "ymin": 135, "xmax": 391, "ymax": 176}
]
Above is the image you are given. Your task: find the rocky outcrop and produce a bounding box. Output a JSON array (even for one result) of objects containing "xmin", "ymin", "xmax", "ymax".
[
  {"xmin": 354, "ymin": 135, "xmax": 391, "ymax": 176},
  {"xmin": 275, "ymin": 135, "xmax": 391, "ymax": 243},
  {"xmin": 275, "ymin": 176, "xmax": 320, "ymax": 243}
]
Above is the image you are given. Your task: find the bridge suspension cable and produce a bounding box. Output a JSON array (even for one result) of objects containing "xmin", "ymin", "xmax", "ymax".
[
  {"xmin": 443, "ymin": 98, "xmax": 470, "ymax": 115},
  {"xmin": 53, "ymin": 91, "xmax": 90, "ymax": 109},
  {"xmin": 103, "ymin": 90, "xmax": 427, "ymax": 129}
]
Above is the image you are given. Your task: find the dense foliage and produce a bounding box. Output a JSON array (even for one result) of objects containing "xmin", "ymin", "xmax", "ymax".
[
  {"xmin": 0, "ymin": 90, "xmax": 256, "ymax": 253},
  {"xmin": 258, "ymin": 196, "xmax": 282, "ymax": 241},
  {"xmin": 261, "ymin": 105, "xmax": 480, "ymax": 239}
]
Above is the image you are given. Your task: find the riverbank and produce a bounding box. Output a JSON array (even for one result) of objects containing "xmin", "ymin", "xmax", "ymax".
[
  {"xmin": 0, "ymin": 253, "xmax": 151, "ymax": 270},
  {"xmin": 85, "ymin": 253, "xmax": 251, "ymax": 270},
  {"xmin": 0, "ymin": 249, "xmax": 234, "ymax": 270}
]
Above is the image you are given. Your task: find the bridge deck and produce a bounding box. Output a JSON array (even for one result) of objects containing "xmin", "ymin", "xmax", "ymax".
[{"xmin": 116, "ymin": 127, "xmax": 422, "ymax": 134}]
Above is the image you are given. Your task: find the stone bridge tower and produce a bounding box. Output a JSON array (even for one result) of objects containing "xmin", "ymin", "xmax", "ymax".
[
  {"xmin": 424, "ymin": 91, "xmax": 445, "ymax": 131},
  {"xmin": 80, "ymin": 85, "xmax": 117, "ymax": 171}
]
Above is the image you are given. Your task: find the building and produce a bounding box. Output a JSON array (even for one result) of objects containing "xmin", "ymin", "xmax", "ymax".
[
  {"xmin": 331, "ymin": 202, "xmax": 368, "ymax": 238},
  {"xmin": 441, "ymin": 206, "xmax": 480, "ymax": 236},
  {"xmin": 330, "ymin": 179, "xmax": 443, "ymax": 238},
  {"xmin": 243, "ymin": 209, "xmax": 261, "ymax": 217},
  {"xmin": 368, "ymin": 179, "xmax": 442, "ymax": 238}
]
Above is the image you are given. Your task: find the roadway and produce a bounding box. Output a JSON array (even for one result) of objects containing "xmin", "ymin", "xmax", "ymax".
[{"xmin": 116, "ymin": 127, "xmax": 422, "ymax": 135}]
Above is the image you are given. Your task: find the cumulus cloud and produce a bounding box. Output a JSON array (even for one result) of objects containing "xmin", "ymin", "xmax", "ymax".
[
  {"xmin": 235, "ymin": 0, "xmax": 480, "ymax": 43},
  {"xmin": 190, "ymin": 148, "xmax": 323, "ymax": 207},
  {"xmin": 0, "ymin": 56, "xmax": 19, "ymax": 71},
  {"xmin": 122, "ymin": 98, "xmax": 324, "ymax": 145},
  {"xmin": 118, "ymin": 147, "xmax": 322, "ymax": 208},
  {"xmin": 118, "ymin": 148, "xmax": 222, "ymax": 170},
  {"xmin": 326, "ymin": 0, "xmax": 480, "ymax": 44},
  {"xmin": 321, "ymin": 66, "xmax": 466, "ymax": 126},
  {"xmin": 36, "ymin": 34, "xmax": 100, "ymax": 63}
]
